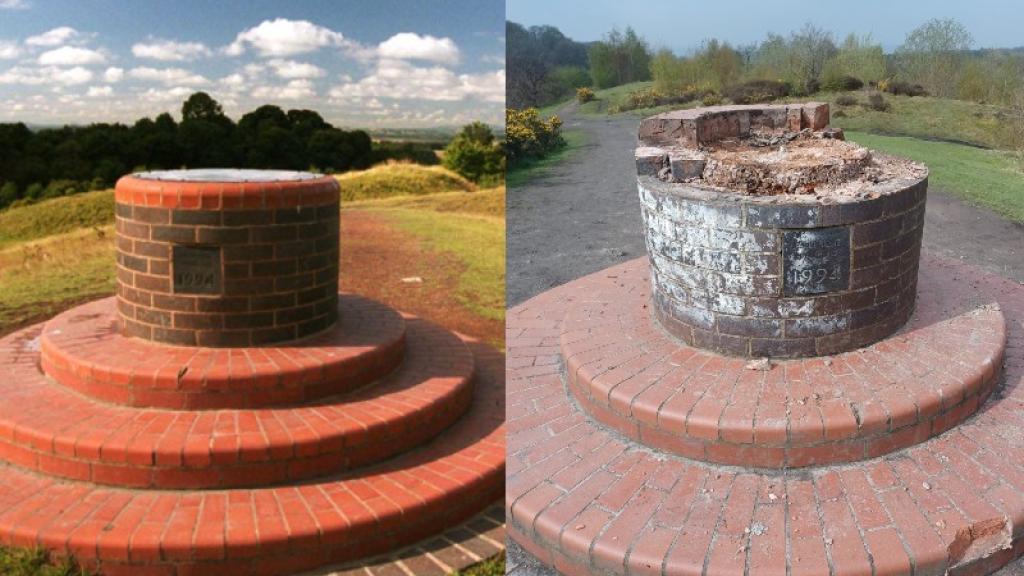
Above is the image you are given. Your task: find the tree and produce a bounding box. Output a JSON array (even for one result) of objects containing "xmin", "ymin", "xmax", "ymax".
[
  {"xmin": 442, "ymin": 122, "xmax": 504, "ymax": 184},
  {"xmin": 0, "ymin": 182, "xmax": 17, "ymax": 208},
  {"xmin": 588, "ymin": 27, "xmax": 651, "ymax": 88},
  {"xmin": 897, "ymin": 18, "xmax": 973, "ymax": 98},
  {"xmin": 181, "ymin": 92, "xmax": 226, "ymax": 122},
  {"xmin": 788, "ymin": 23, "xmax": 836, "ymax": 93}
]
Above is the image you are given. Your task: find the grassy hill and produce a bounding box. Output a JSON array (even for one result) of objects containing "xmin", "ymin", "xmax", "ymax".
[
  {"xmin": 334, "ymin": 162, "xmax": 475, "ymax": 201},
  {"xmin": 0, "ymin": 189, "xmax": 114, "ymax": 248}
]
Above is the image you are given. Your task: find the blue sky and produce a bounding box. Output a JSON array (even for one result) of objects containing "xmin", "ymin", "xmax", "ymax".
[
  {"xmin": 507, "ymin": 0, "xmax": 1022, "ymax": 53},
  {"xmin": 0, "ymin": 0, "xmax": 504, "ymax": 128}
]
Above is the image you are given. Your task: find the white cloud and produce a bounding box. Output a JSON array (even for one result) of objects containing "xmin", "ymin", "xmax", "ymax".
[
  {"xmin": 38, "ymin": 46, "xmax": 106, "ymax": 66},
  {"xmin": 225, "ymin": 18, "xmax": 347, "ymax": 57},
  {"xmin": 0, "ymin": 65, "xmax": 92, "ymax": 85},
  {"xmin": 25, "ymin": 26, "xmax": 78, "ymax": 47},
  {"xmin": 220, "ymin": 72, "xmax": 246, "ymax": 88},
  {"xmin": 128, "ymin": 66, "xmax": 208, "ymax": 86},
  {"xmin": 103, "ymin": 66, "xmax": 123, "ymax": 82},
  {"xmin": 328, "ymin": 59, "xmax": 504, "ymax": 103},
  {"xmin": 252, "ymin": 79, "xmax": 316, "ymax": 100},
  {"xmin": 0, "ymin": 0, "xmax": 30, "ymax": 10},
  {"xmin": 265, "ymin": 58, "xmax": 325, "ymax": 79},
  {"xmin": 132, "ymin": 38, "xmax": 211, "ymax": 61},
  {"xmin": 86, "ymin": 85, "xmax": 112, "ymax": 97},
  {"xmin": 141, "ymin": 86, "xmax": 193, "ymax": 102},
  {"xmin": 378, "ymin": 33, "xmax": 460, "ymax": 65},
  {"xmin": 481, "ymin": 53, "xmax": 504, "ymax": 65},
  {"xmin": 0, "ymin": 40, "xmax": 20, "ymax": 59}
]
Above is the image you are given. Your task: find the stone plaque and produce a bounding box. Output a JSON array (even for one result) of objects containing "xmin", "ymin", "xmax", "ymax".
[
  {"xmin": 172, "ymin": 245, "xmax": 221, "ymax": 294},
  {"xmin": 783, "ymin": 227, "xmax": 850, "ymax": 296}
]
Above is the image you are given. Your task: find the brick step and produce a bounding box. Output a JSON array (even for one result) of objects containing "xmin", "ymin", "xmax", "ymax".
[
  {"xmin": 507, "ymin": 253, "xmax": 1024, "ymax": 576},
  {"xmin": 40, "ymin": 294, "xmax": 406, "ymax": 409},
  {"xmin": 0, "ymin": 339, "xmax": 504, "ymax": 576},
  {"xmin": 0, "ymin": 312, "xmax": 474, "ymax": 489},
  {"xmin": 559, "ymin": 259, "xmax": 1005, "ymax": 468}
]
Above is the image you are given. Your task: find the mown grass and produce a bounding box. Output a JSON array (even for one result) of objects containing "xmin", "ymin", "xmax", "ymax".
[
  {"xmin": 846, "ymin": 131, "xmax": 1024, "ymax": 223},
  {"xmin": 335, "ymin": 162, "xmax": 475, "ymax": 201},
  {"xmin": 506, "ymin": 129, "xmax": 586, "ymax": 188},
  {"xmin": 0, "ymin": 189, "xmax": 114, "ymax": 248},
  {"xmin": 452, "ymin": 552, "xmax": 505, "ymax": 576},
  {"xmin": 0, "ymin": 547, "xmax": 91, "ymax": 576},
  {"xmin": 345, "ymin": 186, "xmax": 505, "ymax": 218}
]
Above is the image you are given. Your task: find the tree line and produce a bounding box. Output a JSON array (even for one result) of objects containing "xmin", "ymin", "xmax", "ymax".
[
  {"xmin": 507, "ymin": 18, "xmax": 1024, "ymax": 114},
  {"xmin": 0, "ymin": 92, "xmax": 446, "ymax": 209}
]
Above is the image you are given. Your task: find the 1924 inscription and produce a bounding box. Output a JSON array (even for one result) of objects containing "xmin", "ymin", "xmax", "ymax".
[
  {"xmin": 783, "ymin": 227, "xmax": 850, "ymax": 296},
  {"xmin": 172, "ymin": 245, "xmax": 222, "ymax": 294}
]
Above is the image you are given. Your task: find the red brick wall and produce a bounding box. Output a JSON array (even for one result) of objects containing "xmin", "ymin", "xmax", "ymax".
[{"xmin": 114, "ymin": 175, "xmax": 340, "ymax": 347}]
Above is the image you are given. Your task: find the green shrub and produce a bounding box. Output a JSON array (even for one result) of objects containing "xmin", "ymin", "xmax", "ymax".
[
  {"xmin": 822, "ymin": 75, "xmax": 864, "ymax": 92},
  {"xmin": 835, "ymin": 94, "xmax": 859, "ymax": 106},
  {"xmin": 702, "ymin": 92, "xmax": 723, "ymax": 106},
  {"xmin": 883, "ymin": 80, "xmax": 928, "ymax": 97},
  {"xmin": 442, "ymin": 122, "xmax": 505, "ymax": 184},
  {"xmin": 610, "ymin": 87, "xmax": 700, "ymax": 113},
  {"xmin": 505, "ymin": 108, "xmax": 565, "ymax": 164},
  {"xmin": 724, "ymin": 80, "xmax": 791, "ymax": 104},
  {"xmin": 576, "ymin": 87, "xmax": 595, "ymax": 103},
  {"xmin": 866, "ymin": 92, "xmax": 890, "ymax": 111}
]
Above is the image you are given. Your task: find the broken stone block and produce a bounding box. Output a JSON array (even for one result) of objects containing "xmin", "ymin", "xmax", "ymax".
[
  {"xmin": 669, "ymin": 151, "xmax": 706, "ymax": 181},
  {"xmin": 787, "ymin": 108, "xmax": 802, "ymax": 132},
  {"xmin": 801, "ymin": 102, "xmax": 829, "ymax": 130},
  {"xmin": 819, "ymin": 127, "xmax": 845, "ymax": 140},
  {"xmin": 635, "ymin": 147, "xmax": 668, "ymax": 176}
]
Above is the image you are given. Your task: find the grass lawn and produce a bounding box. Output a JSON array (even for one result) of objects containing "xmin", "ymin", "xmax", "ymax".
[
  {"xmin": 0, "ymin": 547, "xmax": 90, "ymax": 576},
  {"xmin": 846, "ymin": 131, "xmax": 1024, "ymax": 223},
  {"xmin": 506, "ymin": 129, "xmax": 586, "ymax": 188}
]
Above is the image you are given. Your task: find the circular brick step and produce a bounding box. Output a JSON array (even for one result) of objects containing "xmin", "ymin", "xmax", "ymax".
[
  {"xmin": 560, "ymin": 259, "xmax": 1005, "ymax": 468},
  {"xmin": 40, "ymin": 294, "xmax": 406, "ymax": 409},
  {"xmin": 0, "ymin": 311, "xmax": 474, "ymax": 489},
  {"xmin": 507, "ymin": 253, "xmax": 1024, "ymax": 576},
  {"xmin": 0, "ymin": 338, "xmax": 505, "ymax": 576}
]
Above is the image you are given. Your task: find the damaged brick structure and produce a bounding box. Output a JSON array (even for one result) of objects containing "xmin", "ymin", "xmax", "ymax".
[{"xmin": 635, "ymin": 103, "xmax": 928, "ymax": 357}]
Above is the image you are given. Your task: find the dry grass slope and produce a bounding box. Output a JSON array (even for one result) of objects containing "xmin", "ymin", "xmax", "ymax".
[{"xmin": 335, "ymin": 161, "xmax": 476, "ymax": 201}]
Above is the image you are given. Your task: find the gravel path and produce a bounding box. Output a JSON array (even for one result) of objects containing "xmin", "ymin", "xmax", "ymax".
[
  {"xmin": 505, "ymin": 103, "xmax": 1024, "ymax": 575},
  {"xmin": 507, "ymin": 103, "xmax": 1023, "ymax": 306}
]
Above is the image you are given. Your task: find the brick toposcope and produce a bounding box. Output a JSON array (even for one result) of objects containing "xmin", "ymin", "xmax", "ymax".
[
  {"xmin": 636, "ymin": 105, "xmax": 928, "ymax": 358},
  {"xmin": 114, "ymin": 170, "xmax": 340, "ymax": 347}
]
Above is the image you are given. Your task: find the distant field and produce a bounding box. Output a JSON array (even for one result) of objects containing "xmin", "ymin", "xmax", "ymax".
[{"xmin": 846, "ymin": 131, "xmax": 1024, "ymax": 223}]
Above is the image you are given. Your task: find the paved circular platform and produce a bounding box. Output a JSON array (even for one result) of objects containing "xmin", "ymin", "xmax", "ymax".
[
  {"xmin": 40, "ymin": 295, "xmax": 407, "ymax": 409},
  {"xmin": 0, "ymin": 295, "xmax": 505, "ymax": 574},
  {"xmin": 507, "ymin": 253, "xmax": 1024, "ymax": 576},
  {"xmin": 559, "ymin": 261, "xmax": 1005, "ymax": 468}
]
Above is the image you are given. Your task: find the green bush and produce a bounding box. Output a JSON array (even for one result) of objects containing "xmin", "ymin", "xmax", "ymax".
[
  {"xmin": 882, "ymin": 80, "xmax": 928, "ymax": 97},
  {"xmin": 866, "ymin": 92, "xmax": 890, "ymax": 111},
  {"xmin": 442, "ymin": 122, "xmax": 505, "ymax": 183},
  {"xmin": 610, "ymin": 87, "xmax": 700, "ymax": 113},
  {"xmin": 702, "ymin": 92, "xmax": 723, "ymax": 106},
  {"xmin": 835, "ymin": 94, "xmax": 859, "ymax": 106},
  {"xmin": 821, "ymin": 75, "xmax": 864, "ymax": 92},
  {"xmin": 576, "ymin": 87, "xmax": 595, "ymax": 103},
  {"xmin": 505, "ymin": 108, "xmax": 565, "ymax": 164},
  {"xmin": 724, "ymin": 80, "xmax": 791, "ymax": 104}
]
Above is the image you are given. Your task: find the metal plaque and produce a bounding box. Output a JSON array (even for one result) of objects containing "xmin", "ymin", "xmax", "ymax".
[
  {"xmin": 172, "ymin": 245, "xmax": 222, "ymax": 294},
  {"xmin": 782, "ymin": 227, "xmax": 850, "ymax": 296}
]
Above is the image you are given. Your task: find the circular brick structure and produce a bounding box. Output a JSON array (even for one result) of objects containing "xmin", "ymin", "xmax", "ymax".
[
  {"xmin": 114, "ymin": 169, "xmax": 340, "ymax": 347},
  {"xmin": 636, "ymin": 104, "xmax": 928, "ymax": 357}
]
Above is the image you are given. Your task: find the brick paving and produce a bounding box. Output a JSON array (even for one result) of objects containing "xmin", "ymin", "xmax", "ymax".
[{"xmin": 507, "ymin": 252, "xmax": 1024, "ymax": 576}]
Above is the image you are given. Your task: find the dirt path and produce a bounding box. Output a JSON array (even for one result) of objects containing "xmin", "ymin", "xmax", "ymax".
[
  {"xmin": 341, "ymin": 209, "xmax": 503, "ymax": 347},
  {"xmin": 507, "ymin": 104, "xmax": 1023, "ymax": 306}
]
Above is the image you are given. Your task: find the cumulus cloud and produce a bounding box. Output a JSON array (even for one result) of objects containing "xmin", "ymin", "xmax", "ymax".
[
  {"xmin": 141, "ymin": 86, "xmax": 193, "ymax": 102},
  {"xmin": 25, "ymin": 26, "xmax": 78, "ymax": 47},
  {"xmin": 38, "ymin": 45, "xmax": 106, "ymax": 66},
  {"xmin": 219, "ymin": 72, "xmax": 246, "ymax": 89},
  {"xmin": 0, "ymin": 0, "xmax": 30, "ymax": 9},
  {"xmin": 225, "ymin": 19, "xmax": 347, "ymax": 57},
  {"xmin": 86, "ymin": 85, "xmax": 112, "ymax": 97},
  {"xmin": 377, "ymin": 33, "xmax": 459, "ymax": 65},
  {"xmin": 265, "ymin": 58, "xmax": 325, "ymax": 79},
  {"xmin": 129, "ymin": 66, "xmax": 208, "ymax": 86},
  {"xmin": 0, "ymin": 40, "xmax": 20, "ymax": 59},
  {"xmin": 132, "ymin": 38, "xmax": 211, "ymax": 61},
  {"xmin": 103, "ymin": 66, "xmax": 123, "ymax": 82},
  {"xmin": 0, "ymin": 65, "xmax": 92, "ymax": 85},
  {"xmin": 328, "ymin": 59, "xmax": 503, "ymax": 103},
  {"xmin": 252, "ymin": 79, "xmax": 316, "ymax": 100}
]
